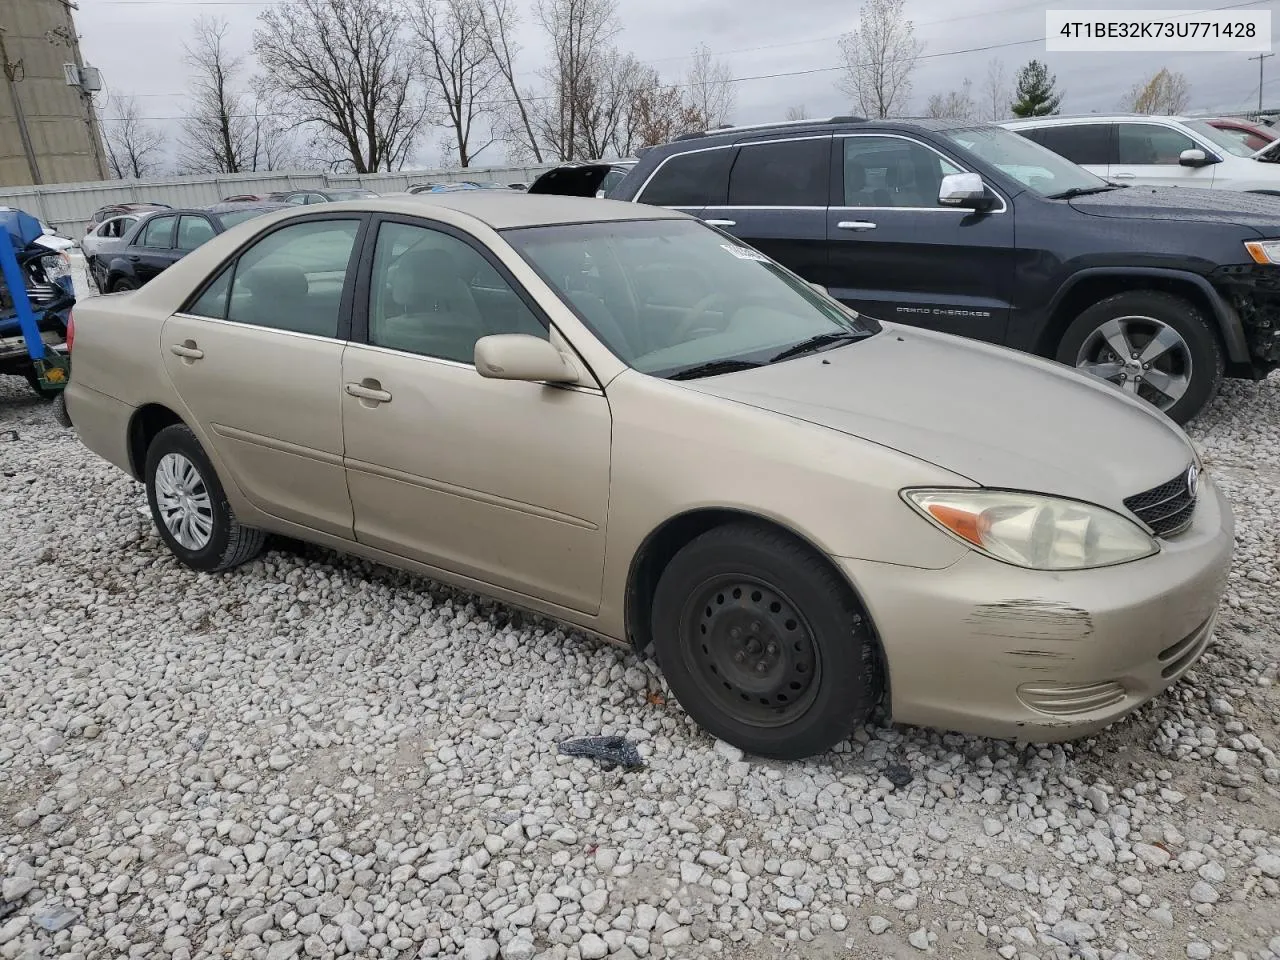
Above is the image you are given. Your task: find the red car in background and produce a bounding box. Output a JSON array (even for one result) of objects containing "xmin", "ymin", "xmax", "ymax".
[{"xmin": 1204, "ymin": 117, "xmax": 1277, "ymax": 154}]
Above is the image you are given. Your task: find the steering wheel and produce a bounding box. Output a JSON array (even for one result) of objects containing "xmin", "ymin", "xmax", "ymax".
[{"xmin": 675, "ymin": 292, "xmax": 774, "ymax": 341}]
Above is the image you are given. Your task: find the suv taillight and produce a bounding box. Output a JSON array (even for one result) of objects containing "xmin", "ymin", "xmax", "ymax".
[{"xmin": 66, "ymin": 311, "xmax": 74, "ymax": 352}]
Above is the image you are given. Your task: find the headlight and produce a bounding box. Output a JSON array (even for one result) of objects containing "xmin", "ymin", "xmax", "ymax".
[
  {"xmin": 40, "ymin": 253, "xmax": 71, "ymax": 281},
  {"xmin": 903, "ymin": 489, "xmax": 1158, "ymax": 570},
  {"xmin": 1245, "ymin": 239, "xmax": 1280, "ymax": 265}
]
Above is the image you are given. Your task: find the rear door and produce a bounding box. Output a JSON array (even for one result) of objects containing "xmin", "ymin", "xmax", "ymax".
[
  {"xmin": 1017, "ymin": 122, "xmax": 1114, "ymax": 179},
  {"xmin": 1112, "ymin": 122, "xmax": 1218, "ymax": 189},
  {"xmin": 632, "ymin": 145, "xmax": 737, "ymax": 220},
  {"xmin": 698, "ymin": 135, "xmax": 831, "ymax": 282},
  {"xmin": 825, "ymin": 133, "xmax": 1015, "ymax": 344}
]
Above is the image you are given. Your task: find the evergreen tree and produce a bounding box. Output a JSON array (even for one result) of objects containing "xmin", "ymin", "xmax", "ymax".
[{"xmin": 1010, "ymin": 59, "xmax": 1063, "ymax": 117}]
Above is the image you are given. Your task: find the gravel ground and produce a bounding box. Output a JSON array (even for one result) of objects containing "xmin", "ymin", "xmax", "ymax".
[{"xmin": 1, "ymin": 264, "xmax": 1278, "ymax": 960}]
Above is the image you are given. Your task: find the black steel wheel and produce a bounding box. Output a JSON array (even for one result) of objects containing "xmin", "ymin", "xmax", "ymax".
[
  {"xmin": 651, "ymin": 521, "xmax": 882, "ymax": 760},
  {"xmin": 682, "ymin": 576, "xmax": 821, "ymax": 727}
]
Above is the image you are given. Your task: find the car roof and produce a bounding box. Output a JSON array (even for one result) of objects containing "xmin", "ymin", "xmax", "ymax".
[
  {"xmin": 338, "ymin": 192, "xmax": 686, "ymax": 229},
  {"xmin": 1002, "ymin": 114, "xmax": 1198, "ymax": 127},
  {"xmin": 204, "ymin": 202, "xmax": 293, "ymax": 215}
]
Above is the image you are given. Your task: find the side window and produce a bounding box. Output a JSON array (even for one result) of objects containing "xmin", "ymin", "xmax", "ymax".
[
  {"xmin": 1023, "ymin": 124, "xmax": 1113, "ymax": 165},
  {"xmin": 176, "ymin": 215, "xmax": 216, "ymax": 252},
  {"xmin": 287, "ymin": 194, "xmax": 308, "ymax": 205},
  {"xmin": 139, "ymin": 215, "xmax": 176, "ymax": 248},
  {"xmin": 225, "ymin": 219, "xmax": 361, "ymax": 337},
  {"xmin": 728, "ymin": 138, "xmax": 830, "ymax": 206},
  {"xmin": 638, "ymin": 148, "xmax": 735, "ymax": 207},
  {"xmin": 367, "ymin": 221, "xmax": 547, "ymax": 364},
  {"xmin": 842, "ymin": 137, "xmax": 962, "ymax": 208},
  {"xmin": 1117, "ymin": 123, "xmax": 1198, "ymax": 165},
  {"xmin": 187, "ymin": 265, "xmax": 233, "ymax": 319}
]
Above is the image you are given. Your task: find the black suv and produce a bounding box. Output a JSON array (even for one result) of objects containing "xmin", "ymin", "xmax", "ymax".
[{"xmin": 601, "ymin": 117, "xmax": 1280, "ymax": 423}]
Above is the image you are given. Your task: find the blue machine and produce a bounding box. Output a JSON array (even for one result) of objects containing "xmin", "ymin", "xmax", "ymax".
[{"xmin": 0, "ymin": 207, "xmax": 75, "ymax": 397}]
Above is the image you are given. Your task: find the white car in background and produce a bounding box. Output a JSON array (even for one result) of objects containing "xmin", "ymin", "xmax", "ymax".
[
  {"xmin": 80, "ymin": 214, "xmax": 141, "ymax": 290},
  {"xmin": 1002, "ymin": 114, "xmax": 1280, "ymax": 196}
]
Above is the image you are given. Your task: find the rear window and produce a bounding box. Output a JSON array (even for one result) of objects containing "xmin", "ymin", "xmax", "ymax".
[
  {"xmin": 638, "ymin": 148, "xmax": 735, "ymax": 207},
  {"xmin": 1021, "ymin": 124, "xmax": 1113, "ymax": 166},
  {"xmin": 219, "ymin": 207, "xmax": 280, "ymax": 229},
  {"xmin": 729, "ymin": 138, "xmax": 830, "ymax": 206}
]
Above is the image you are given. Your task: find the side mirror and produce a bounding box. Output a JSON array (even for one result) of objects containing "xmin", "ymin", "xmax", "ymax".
[
  {"xmin": 1179, "ymin": 148, "xmax": 1216, "ymax": 167},
  {"xmin": 938, "ymin": 172, "xmax": 995, "ymax": 210},
  {"xmin": 475, "ymin": 334, "xmax": 579, "ymax": 384}
]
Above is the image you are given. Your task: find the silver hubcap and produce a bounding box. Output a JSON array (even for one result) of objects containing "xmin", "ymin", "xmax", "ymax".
[
  {"xmin": 1075, "ymin": 315, "xmax": 1192, "ymax": 412},
  {"xmin": 154, "ymin": 453, "xmax": 214, "ymax": 551}
]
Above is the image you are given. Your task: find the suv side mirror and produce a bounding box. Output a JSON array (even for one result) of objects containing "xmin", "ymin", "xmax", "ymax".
[
  {"xmin": 938, "ymin": 172, "xmax": 995, "ymax": 210},
  {"xmin": 1179, "ymin": 148, "xmax": 1216, "ymax": 167},
  {"xmin": 474, "ymin": 334, "xmax": 580, "ymax": 384}
]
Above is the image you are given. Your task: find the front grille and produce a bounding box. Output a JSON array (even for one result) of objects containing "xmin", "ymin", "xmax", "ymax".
[
  {"xmin": 1017, "ymin": 680, "xmax": 1127, "ymax": 717},
  {"xmin": 1124, "ymin": 469, "xmax": 1197, "ymax": 538}
]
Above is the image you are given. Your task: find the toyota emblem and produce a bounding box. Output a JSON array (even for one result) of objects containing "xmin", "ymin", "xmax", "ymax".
[{"xmin": 1186, "ymin": 464, "xmax": 1199, "ymax": 499}]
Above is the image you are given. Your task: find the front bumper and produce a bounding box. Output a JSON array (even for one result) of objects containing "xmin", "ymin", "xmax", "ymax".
[{"xmin": 836, "ymin": 474, "xmax": 1234, "ymax": 741}]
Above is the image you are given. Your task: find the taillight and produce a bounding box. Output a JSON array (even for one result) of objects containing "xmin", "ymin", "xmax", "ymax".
[{"xmin": 66, "ymin": 311, "xmax": 74, "ymax": 352}]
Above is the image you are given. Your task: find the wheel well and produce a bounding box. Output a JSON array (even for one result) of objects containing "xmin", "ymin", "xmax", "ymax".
[
  {"xmin": 1035, "ymin": 276, "xmax": 1221, "ymax": 359},
  {"xmin": 127, "ymin": 404, "xmax": 183, "ymax": 479}
]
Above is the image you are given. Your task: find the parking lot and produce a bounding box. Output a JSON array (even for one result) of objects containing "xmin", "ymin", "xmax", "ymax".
[{"xmin": 1, "ymin": 253, "xmax": 1279, "ymax": 959}]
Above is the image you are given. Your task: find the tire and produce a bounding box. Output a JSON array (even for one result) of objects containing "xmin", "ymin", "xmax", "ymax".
[
  {"xmin": 111, "ymin": 276, "xmax": 139, "ymax": 293},
  {"xmin": 650, "ymin": 522, "xmax": 882, "ymax": 760},
  {"xmin": 1055, "ymin": 290, "xmax": 1224, "ymax": 425},
  {"xmin": 143, "ymin": 424, "xmax": 266, "ymax": 572}
]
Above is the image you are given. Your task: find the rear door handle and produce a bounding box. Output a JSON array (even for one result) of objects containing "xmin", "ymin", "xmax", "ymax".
[
  {"xmin": 1112, "ymin": 173, "xmax": 1136, "ymax": 179},
  {"xmin": 837, "ymin": 221, "xmax": 877, "ymax": 231},
  {"xmin": 704, "ymin": 219, "xmax": 736, "ymax": 227},
  {"xmin": 345, "ymin": 381, "xmax": 392, "ymax": 404},
  {"xmin": 127, "ymin": 255, "xmax": 140, "ymax": 261},
  {"xmin": 169, "ymin": 342, "xmax": 203, "ymax": 360}
]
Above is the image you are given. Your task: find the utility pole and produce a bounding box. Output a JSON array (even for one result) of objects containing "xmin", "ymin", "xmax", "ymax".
[
  {"xmin": 1249, "ymin": 52, "xmax": 1274, "ymax": 118},
  {"xmin": 0, "ymin": 25, "xmax": 43, "ymax": 185}
]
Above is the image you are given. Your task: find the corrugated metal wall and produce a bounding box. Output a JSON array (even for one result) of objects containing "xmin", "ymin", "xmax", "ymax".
[{"xmin": 0, "ymin": 164, "xmax": 560, "ymax": 234}]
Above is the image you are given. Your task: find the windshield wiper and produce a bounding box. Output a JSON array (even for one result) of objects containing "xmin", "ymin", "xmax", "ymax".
[
  {"xmin": 769, "ymin": 330, "xmax": 865, "ymax": 363},
  {"xmin": 1046, "ymin": 185, "xmax": 1118, "ymax": 200},
  {"xmin": 666, "ymin": 358, "xmax": 763, "ymax": 381}
]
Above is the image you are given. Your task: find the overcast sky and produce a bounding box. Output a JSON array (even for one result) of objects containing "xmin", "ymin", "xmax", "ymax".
[{"xmin": 78, "ymin": 0, "xmax": 1279, "ymax": 171}]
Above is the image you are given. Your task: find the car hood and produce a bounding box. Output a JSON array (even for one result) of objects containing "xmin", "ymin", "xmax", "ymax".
[
  {"xmin": 1070, "ymin": 185, "xmax": 1280, "ymax": 233},
  {"xmin": 681, "ymin": 324, "xmax": 1195, "ymax": 510}
]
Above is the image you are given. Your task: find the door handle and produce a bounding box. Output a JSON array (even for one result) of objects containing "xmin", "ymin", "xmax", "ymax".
[
  {"xmin": 345, "ymin": 381, "xmax": 392, "ymax": 404},
  {"xmin": 127, "ymin": 255, "xmax": 140, "ymax": 261},
  {"xmin": 836, "ymin": 221, "xmax": 877, "ymax": 231},
  {"xmin": 169, "ymin": 342, "xmax": 203, "ymax": 360},
  {"xmin": 704, "ymin": 219, "xmax": 736, "ymax": 227},
  {"xmin": 1112, "ymin": 173, "xmax": 1136, "ymax": 179}
]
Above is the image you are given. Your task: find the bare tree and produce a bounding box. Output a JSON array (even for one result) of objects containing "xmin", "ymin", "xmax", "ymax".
[
  {"xmin": 837, "ymin": 0, "xmax": 921, "ymax": 119},
  {"xmin": 255, "ymin": 0, "xmax": 429, "ymax": 172},
  {"xmin": 926, "ymin": 79, "xmax": 975, "ymax": 121},
  {"xmin": 475, "ymin": 0, "xmax": 543, "ymax": 162},
  {"xmin": 181, "ymin": 16, "xmax": 291, "ymax": 173},
  {"xmin": 982, "ymin": 58, "xmax": 1011, "ymax": 121},
  {"xmin": 627, "ymin": 70, "xmax": 706, "ymax": 149},
  {"xmin": 532, "ymin": 0, "xmax": 620, "ymax": 161},
  {"xmin": 103, "ymin": 94, "xmax": 166, "ymax": 178},
  {"xmin": 686, "ymin": 42, "xmax": 734, "ymax": 128},
  {"xmin": 410, "ymin": 0, "xmax": 500, "ymax": 167},
  {"xmin": 574, "ymin": 50, "xmax": 645, "ymax": 158},
  {"xmin": 784, "ymin": 104, "xmax": 810, "ymax": 121},
  {"xmin": 1122, "ymin": 67, "xmax": 1190, "ymax": 115}
]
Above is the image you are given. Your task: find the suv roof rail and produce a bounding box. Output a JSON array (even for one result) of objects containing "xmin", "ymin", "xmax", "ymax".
[{"xmin": 828, "ymin": 115, "xmax": 868, "ymax": 123}]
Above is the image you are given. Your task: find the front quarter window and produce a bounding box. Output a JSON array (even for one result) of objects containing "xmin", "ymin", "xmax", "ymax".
[{"xmin": 505, "ymin": 218, "xmax": 878, "ymax": 379}]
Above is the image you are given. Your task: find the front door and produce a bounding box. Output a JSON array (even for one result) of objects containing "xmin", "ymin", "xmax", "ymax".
[
  {"xmin": 132, "ymin": 214, "xmax": 180, "ymax": 283},
  {"xmin": 1111, "ymin": 122, "xmax": 1218, "ymax": 189},
  {"xmin": 341, "ymin": 217, "xmax": 612, "ymax": 614},
  {"xmin": 824, "ymin": 133, "xmax": 1016, "ymax": 344},
  {"xmin": 160, "ymin": 215, "xmax": 365, "ymax": 538}
]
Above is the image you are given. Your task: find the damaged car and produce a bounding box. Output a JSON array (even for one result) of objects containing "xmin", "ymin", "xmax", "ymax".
[{"xmin": 63, "ymin": 193, "xmax": 1233, "ymax": 760}]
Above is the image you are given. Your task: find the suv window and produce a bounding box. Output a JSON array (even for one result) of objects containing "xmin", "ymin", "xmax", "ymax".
[
  {"xmin": 367, "ymin": 221, "xmax": 546, "ymax": 364},
  {"xmin": 728, "ymin": 138, "xmax": 830, "ymax": 206},
  {"xmin": 219, "ymin": 219, "xmax": 360, "ymax": 336},
  {"xmin": 1117, "ymin": 123, "xmax": 1198, "ymax": 165},
  {"xmin": 638, "ymin": 148, "xmax": 735, "ymax": 207},
  {"xmin": 1022, "ymin": 124, "xmax": 1113, "ymax": 166},
  {"xmin": 841, "ymin": 136, "xmax": 962, "ymax": 208},
  {"xmin": 139, "ymin": 215, "xmax": 176, "ymax": 248},
  {"xmin": 176, "ymin": 215, "xmax": 216, "ymax": 252}
]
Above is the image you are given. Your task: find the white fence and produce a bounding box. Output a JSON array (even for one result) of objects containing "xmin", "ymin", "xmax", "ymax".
[{"xmin": 0, "ymin": 163, "xmax": 560, "ymax": 236}]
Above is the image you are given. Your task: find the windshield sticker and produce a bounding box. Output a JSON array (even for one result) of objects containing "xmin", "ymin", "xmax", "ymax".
[{"xmin": 720, "ymin": 243, "xmax": 770, "ymax": 263}]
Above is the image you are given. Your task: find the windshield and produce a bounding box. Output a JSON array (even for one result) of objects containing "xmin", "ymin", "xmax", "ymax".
[
  {"xmin": 218, "ymin": 207, "xmax": 280, "ymax": 228},
  {"xmin": 942, "ymin": 126, "xmax": 1109, "ymax": 197},
  {"xmin": 505, "ymin": 218, "xmax": 878, "ymax": 379},
  {"xmin": 1184, "ymin": 120, "xmax": 1270, "ymax": 158}
]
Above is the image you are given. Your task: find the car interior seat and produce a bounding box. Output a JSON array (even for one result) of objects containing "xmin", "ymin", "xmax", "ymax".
[{"xmin": 377, "ymin": 246, "xmax": 485, "ymax": 361}]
